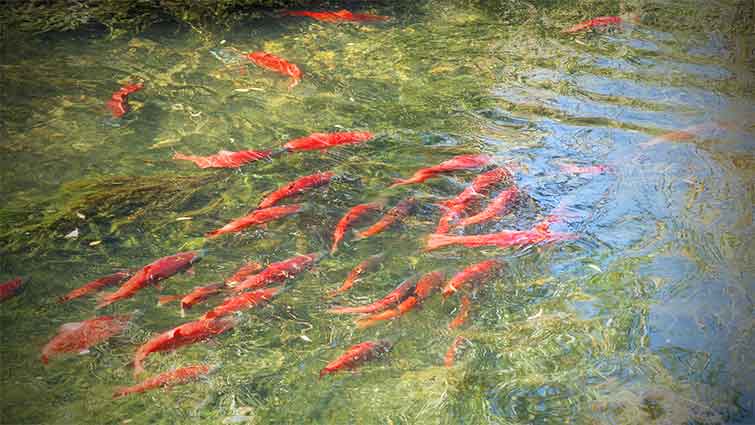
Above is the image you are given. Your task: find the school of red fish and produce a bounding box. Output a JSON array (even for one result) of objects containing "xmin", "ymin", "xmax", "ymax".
[{"xmin": 1, "ymin": 9, "xmax": 654, "ymax": 397}]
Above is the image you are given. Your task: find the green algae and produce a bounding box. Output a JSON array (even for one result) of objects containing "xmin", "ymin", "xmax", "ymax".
[
  {"xmin": 0, "ymin": 1, "xmax": 753, "ymax": 424},
  {"xmin": 0, "ymin": 173, "xmax": 224, "ymax": 255}
]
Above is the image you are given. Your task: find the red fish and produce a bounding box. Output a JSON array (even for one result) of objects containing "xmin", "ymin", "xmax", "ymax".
[
  {"xmin": 355, "ymin": 197, "xmax": 416, "ymax": 239},
  {"xmin": 282, "ymin": 132, "xmax": 374, "ymax": 153},
  {"xmin": 331, "ymin": 202, "xmax": 382, "ymax": 253},
  {"xmin": 640, "ymin": 121, "xmax": 729, "ymax": 148},
  {"xmin": 426, "ymin": 221, "xmax": 576, "ymax": 252},
  {"xmin": 201, "ymin": 286, "xmax": 281, "ymax": 320},
  {"xmin": 106, "ymin": 83, "xmax": 144, "ymax": 118},
  {"xmin": 258, "ymin": 172, "xmax": 335, "ymax": 209},
  {"xmin": 225, "ymin": 261, "xmax": 264, "ymax": 284},
  {"xmin": 435, "ymin": 206, "xmax": 464, "ymax": 234},
  {"xmin": 355, "ymin": 271, "xmax": 444, "ymax": 329},
  {"xmin": 441, "ymin": 259, "xmax": 504, "ymax": 298},
  {"xmin": 328, "ymin": 274, "xmax": 419, "ymax": 315},
  {"xmin": 328, "ymin": 254, "xmax": 384, "ymax": 297},
  {"xmin": 173, "ymin": 149, "xmax": 272, "ymax": 169},
  {"xmin": 444, "ymin": 335, "xmax": 469, "ymax": 367},
  {"xmin": 448, "ymin": 295, "xmax": 471, "ymax": 329},
  {"xmin": 133, "ymin": 317, "xmax": 235, "ymax": 376},
  {"xmin": 41, "ymin": 315, "xmax": 130, "ymax": 364},
  {"xmin": 0, "ymin": 277, "xmax": 27, "ymax": 303},
  {"xmin": 245, "ymin": 52, "xmax": 302, "ymax": 89},
  {"xmin": 458, "ymin": 185, "xmax": 519, "ymax": 227},
  {"xmin": 180, "ymin": 283, "xmax": 228, "ymax": 310},
  {"xmin": 58, "ymin": 271, "xmax": 132, "ymax": 303},
  {"xmin": 439, "ymin": 167, "xmax": 513, "ymax": 210},
  {"xmin": 113, "ymin": 364, "xmax": 211, "ymax": 399},
  {"xmin": 231, "ymin": 252, "xmax": 323, "ymax": 293},
  {"xmin": 319, "ymin": 340, "xmax": 392, "ymax": 378},
  {"xmin": 435, "ymin": 167, "xmax": 513, "ymax": 233},
  {"xmin": 97, "ymin": 250, "xmax": 204, "ymax": 308},
  {"xmin": 283, "ymin": 9, "xmax": 389, "ymax": 23},
  {"xmin": 562, "ymin": 16, "xmax": 623, "ymax": 33},
  {"xmin": 205, "ymin": 204, "xmax": 302, "ymax": 238},
  {"xmin": 390, "ymin": 154, "xmax": 493, "ymax": 188},
  {"xmin": 559, "ymin": 164, "xmax": 610, "ymax": 175}
]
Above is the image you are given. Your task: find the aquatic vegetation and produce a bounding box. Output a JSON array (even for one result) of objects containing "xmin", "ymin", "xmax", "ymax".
[
  {"xmin": 0, "ymin": 173, "xmax": 223, "ymax": 255},
  {"xmin": 0, "ymin": 0, "xmax": 752, "ymax": 424}
]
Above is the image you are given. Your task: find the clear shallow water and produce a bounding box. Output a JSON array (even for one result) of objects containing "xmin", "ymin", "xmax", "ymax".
[{"xmin": 1, "ymin": 2, "xmax": 753, "ymax": 424}]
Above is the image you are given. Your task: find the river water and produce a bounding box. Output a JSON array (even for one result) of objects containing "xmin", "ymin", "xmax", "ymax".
[{"xmin": 1, "ymin": 1, "xmax": 753, "ymax": 424}]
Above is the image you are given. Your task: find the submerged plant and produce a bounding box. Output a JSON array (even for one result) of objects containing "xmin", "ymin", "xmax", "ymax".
[{"xmin": 0, "ymin": 172, "xmax": 224, "ymax": 255}]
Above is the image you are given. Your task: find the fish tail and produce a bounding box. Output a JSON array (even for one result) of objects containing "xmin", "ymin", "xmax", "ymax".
[
  {"xmin": 40, "ymin": 354, "xmax": 49, "ymax": 364},
  {"xmin": 172, "ymin": 152, "xmax": 194, "ymax": 162},
  {"xmin": 204, "ymin": 229, "xmax": 221, "ymax": 238},
  {"xmin": 173, "ymin": 152, "xmax": 211, "ymax": 169},
  {"xmin": 157, "ymin": 295, "xmax": 180, "ymax": 306},
  {"xmin": 388, "ymin": 178, "xmax": 410, "ymax": 188},
  {"xmin": 96, "ymin": 298, "xmax": 113, "ymax": 309},
  {"xmin": 269, "ymin": 147, "xmax": 289, "ymax": 157},
  {"xmin": 112, "ymin": 388, "xmax": 128, "ymax": 399},
  {"xmin": 355, "ymin": 319, "xmax": 371, "ymax": 329},
  {"xmin": 425, "ymin": 233, "xmax": 456, "ymax": 251},
  {"xmin": 562, "ymin": 22, "xmax": 587, "ymax": 33},
  {"xmin": 355, "ymin": 318, "xmax": 379, "ymax": 329},
  {"xmin": 132, "ymin": 360, "xmax": 144, "ymax": 377},
  {"xmin": 327, "ymin": 307, "xmax": 354, "ymax": 314},
  {"xmin": 435, "ymin": 200, "xmax": 454, "ymax": 210}
]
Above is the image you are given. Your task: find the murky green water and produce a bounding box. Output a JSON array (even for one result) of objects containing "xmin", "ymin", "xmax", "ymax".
[{"xmin": 1, "ymin": 1, "xmax": 753, "ymax": 424}]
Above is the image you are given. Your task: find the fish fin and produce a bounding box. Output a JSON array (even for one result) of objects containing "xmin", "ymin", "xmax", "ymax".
[
  {"xmin": 78, "ymin": 349, "xmax": 90, "ymax": 356},
  {"xmin": 40, "ymin": 355, "xmax": 49, "ymax": 364},
  {"xmin": 185, "ymin": 267, "xmax": 195, "ymax": 277}
]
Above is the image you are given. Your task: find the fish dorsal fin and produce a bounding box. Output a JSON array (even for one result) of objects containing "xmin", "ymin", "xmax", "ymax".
[
  {"xmin": 59, "ymin": 321, "xmax": 85, "ymax": 333},
  {"xmin": 171, "ymin": 327, "xmax": 184, "ymax": 338}
]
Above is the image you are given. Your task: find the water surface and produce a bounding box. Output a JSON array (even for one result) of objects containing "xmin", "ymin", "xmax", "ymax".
[{"xmin": 1, "ymin": 2, "xmax": 753, "ymax": 424}]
